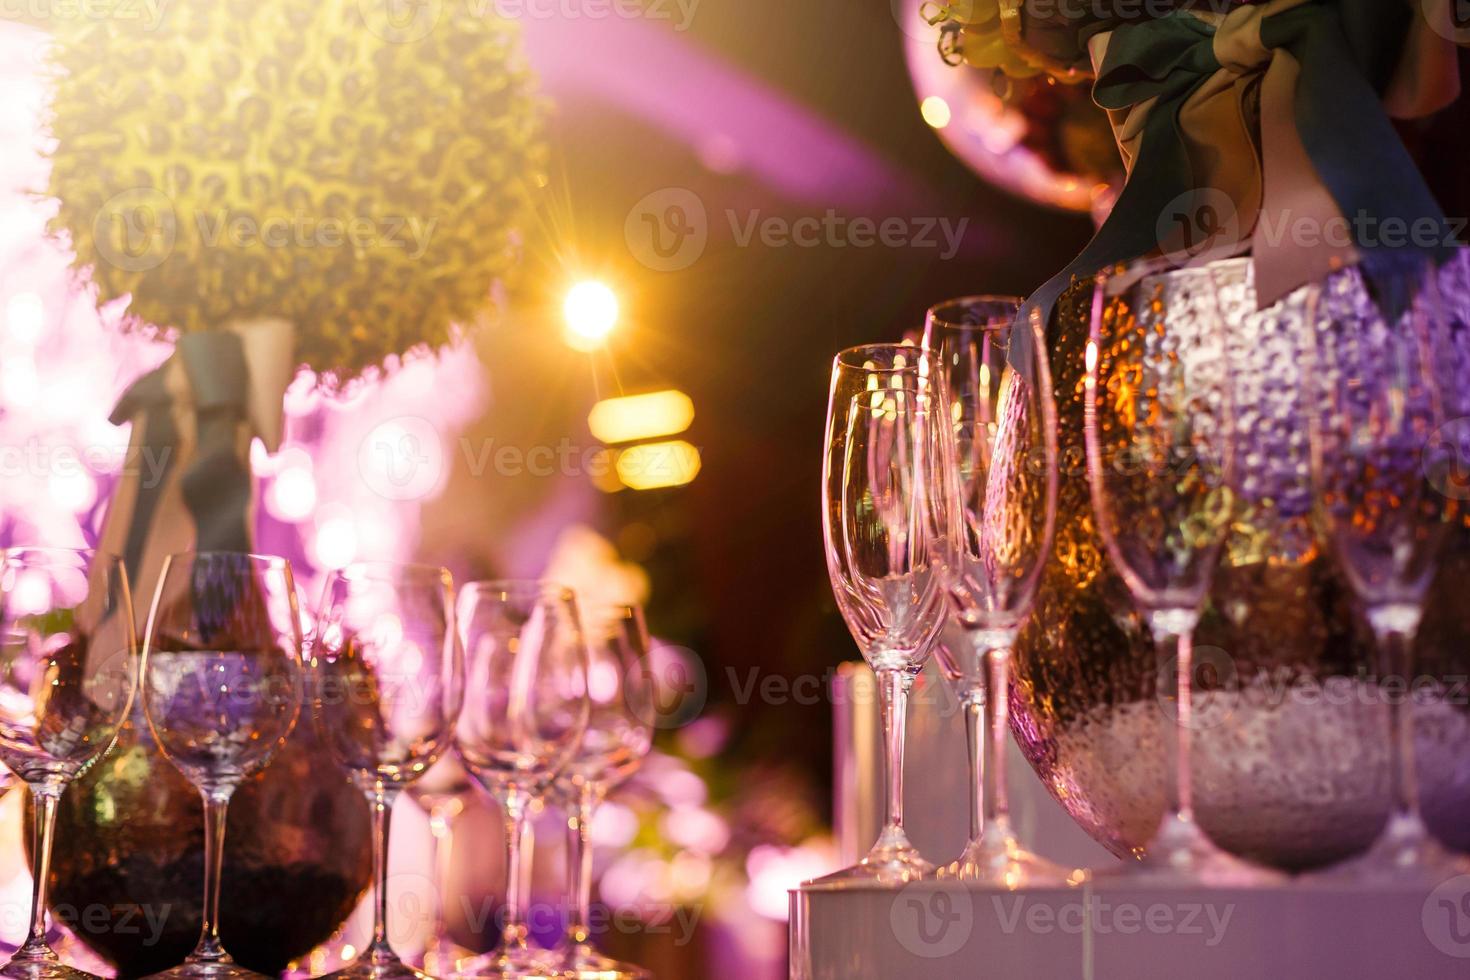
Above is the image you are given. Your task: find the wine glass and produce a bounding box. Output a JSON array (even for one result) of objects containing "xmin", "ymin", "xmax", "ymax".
[
  {"xmin": 140, "ymin": 552, "xmax": 304, "ymax": 979},
  {"xmin": 812, "ymin": 384, "xmax": 956, "ymax": 885},
  {"xmin": 455, "ymin": 581, "xmax": 591, "ymax": 977},
  {"xmin": 0, "ymin": 548, "xmax": 136, "ymax": 980},
  {"xmin": 817, "ymin": 343, "xmax": 935, "ymax": 887},
  {"xmin": 1303, "ymin": 263, "xmax": 1468, "ymax": 881},
  {"xmin": 1085, "ymin": 262, "xmax": 1277, "ymax": 884},
  {"xmin": 923, "ymin": 296, "xmax": 1070, "ymax": 886},
  {"xmin": 549, "ymin": 604, "xmax": 654, "ymax": 980},
  {"xmin": 311, "ymin": 561, "xmax": 464, "ymax": 979},
  {"xmin": 405, "ymin": 757, "xmax": 476, "ymax": 977}
]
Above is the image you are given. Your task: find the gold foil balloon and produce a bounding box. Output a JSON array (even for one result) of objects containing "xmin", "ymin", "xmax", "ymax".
[{"xmin": 44, "ymin": 0, "xmax": 544, "ymax": 386}]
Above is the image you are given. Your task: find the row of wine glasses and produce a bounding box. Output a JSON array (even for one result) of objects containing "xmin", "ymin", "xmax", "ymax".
[
  {"xmin": 815, "ymin": 252, "xmax": 1466, "ymax": 889},
  {"xmin": 0, "ymin": 550, "xmax": 655, "ymax": 980}
]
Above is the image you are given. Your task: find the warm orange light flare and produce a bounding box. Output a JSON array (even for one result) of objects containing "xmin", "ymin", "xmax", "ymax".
[
  {"xmin": 615, "ymin": 440, "xmax": 701, "ymax": 491},
  {"xmin": 589, "ymin": 389, "xmax": 695, "ymax": 444},
  {"xmin": 563, "ymin": 280, "xmax": 619, "ymax": 351}
]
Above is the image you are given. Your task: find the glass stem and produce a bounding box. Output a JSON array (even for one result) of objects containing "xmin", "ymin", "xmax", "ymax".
[
  {"xmin": 428, "ymin": 800, "xmax": 457, "ymax": 954},
  {"xmin": 876, "ymin": 667, "xmax": 913, "ymax": 839},
  {"xmin": 370, "ymin": 783, "xmax": 398, "ymax": 956},
  {"xmin": 565, "ymin": 784, "xmax": 600, "ymax": 949},
  {"xmin": 501, "ymin": 798, "xmax": 531, "ymax": 953},
  {"xmin": 982, "ymin": 646, "xmax": 1013, "ymax": 837},
  {"xmin": 962, "ymin": 690, "xmax": 984, "ymax": 843},
  {"xmin": 19, "ymin": 784, "xmax": 63, "ymax": 960},
  {"xmin": 192, "ymin": 790, "xmax": 233, "ymax": 963},
  {"xmin": 1376, "ymin": 625, "xmax": 1421, "ymax": 821},
  {"xmin": 1152, "ymin": 623, "xmax": 1194, "ymax": 822}
]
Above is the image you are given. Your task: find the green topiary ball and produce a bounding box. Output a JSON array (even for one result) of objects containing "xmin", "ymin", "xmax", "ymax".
[{"xmin": 45, "ymin": 0, "xmax": 545, "ymax": 385}]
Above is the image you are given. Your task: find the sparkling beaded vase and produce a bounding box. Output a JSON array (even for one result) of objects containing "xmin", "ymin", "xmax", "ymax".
[{"xmin": 1010, "ymin": 255, "xmax": 1470, "ymax": 871}]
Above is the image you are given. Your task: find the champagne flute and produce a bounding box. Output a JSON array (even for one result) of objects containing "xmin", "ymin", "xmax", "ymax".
[
  {"xmin": 140, "ymin": 552, "xmax": 304, "ymax": 978},
  {"xmin": 0, "ymin": 548, "xmax": 136, "ymax": 980},
  {"xmin": 550, "ymin": 604, "xmax": 654, "ymax": 980},
  {"xmin": 1085, "ymin": 262, "xmax": 1277, "ymax": 884},
  {"xmin": 817, "ymin": 343, "xmax": 934, "ymax": 887},
  {"xmin": 456, "ymin": 581, "xmax": 590, "ymax": 978},
  {"xmin": 812, "ymin": 384, "xmax": 955, "ymax": 885},
  {"xmin": 311, "ymin": 561, "xmax": 464, "ymax": 979},
  {"xmin": 1303, "ymin": 263, "xmax": 1467, "ymax": 881},
  {"xmin": 923, "ymin": 296, "xmax": 1069, "ymax": 886}
]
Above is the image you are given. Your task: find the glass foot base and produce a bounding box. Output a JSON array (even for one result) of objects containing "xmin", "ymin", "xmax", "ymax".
[
  {"xmin": 321, "ymin": 947, "xmax": 430, "ymax": 980},
  {"xmin": 804, "ymin": 826, "xmax": 933, "ymax": 888},
  {"xmin": 417, "ymin": 941, "xmax": 477, "ymax": 978},
  {"xmin": 450, "ymin": 946, "xmax": 559, "ymax": 979},
  {"xmin": 0, "ymin": 954, "xmax": 101, "ymax": 980},
  {"xmin": 1090, "ymin": 812, "xmax": 1284, "ymax": 887},
  {"xmin": 1312, "ymin": 812, "xmax": 1470, "ymax": 886},
  {"xmin": 939, "ymin": 825, "xmax": 1079, "ymax": 888},
  {"xmin": 552, "ymin": 944, "xmax": 651, "ymax": 979},
  {"xmin": 141, "ymin": 959, "xmax": 273, "ymax": 980}
]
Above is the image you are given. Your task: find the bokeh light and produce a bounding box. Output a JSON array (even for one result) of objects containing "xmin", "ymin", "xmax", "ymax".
[
  {"xmin": 563, "ymin": 280, "xmax": 620, "ymax": 351},
  {"xmin": 588, "ymin": 389, "xmax": 695, "ymax": 444},
  {"xmin": 919, "ymin": 95, "xmax": 951, "ymax": 129}
]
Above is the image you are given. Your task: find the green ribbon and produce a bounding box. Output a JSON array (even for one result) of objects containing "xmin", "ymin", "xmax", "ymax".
[{"xmin": 1016, "ymin": 1, "xmax": 1455, "ymax": 363}]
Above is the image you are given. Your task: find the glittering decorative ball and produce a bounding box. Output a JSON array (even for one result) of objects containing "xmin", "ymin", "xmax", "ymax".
[{"xmin": 45, "ymin": 0, "xmax": 544, "ymax": 385}]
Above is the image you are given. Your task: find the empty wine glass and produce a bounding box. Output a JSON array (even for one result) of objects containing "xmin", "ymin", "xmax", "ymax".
[
  {"xmin": 812, "ymin": 384, "xmax": 955, "ymax": 885},
  {"xmin": 1303, "ymin": 263, "xmax": 1468, "ymax": 881},
  {"xmin": 456, "ymin": 581, "xmax": 590, "ymax": 978},
  {"xmin": 0, "ymin": 548, "xmax": 137, "ymax": 980},
  {"xmin": 549, "ymin": 604, "xmax": 654, "ymax": 980},
  {"xmin": 1086, "ymin": 262, "xmax": 1277, "ymax": 884},
  {"xmin": 923, "ymin": 296, "xmax": 1070, "ymax": 886},
  {"xmin": 817, "ymin": 344, "xmax": 936, "ymax": 887},
  {"xmin": 311, "ymin": 561, "xmax": 464, "ymax": 979},
  {"xmin": 141, "ymin": 552, "xmax": 304, "ymax": 979}
]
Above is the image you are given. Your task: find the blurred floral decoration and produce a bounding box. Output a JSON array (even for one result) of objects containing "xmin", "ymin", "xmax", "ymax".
[
  {"xmin": 929, "ymin": 0, "xmax": 1043, "ymax": 79},
  {"xmin": 907, "ymin": 2, "xmax": 1122, "ymax": 213},
  {"xmin": 543, "ymin": 524, "xmax": 651, "ymax": 615},
  {"xmin": 935, "ymin": 0, "xmax": 1186, "ymax": 80},
  {"xmin": 43, "ymin": 0, "xmax": 545, "ymax": 386}
]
